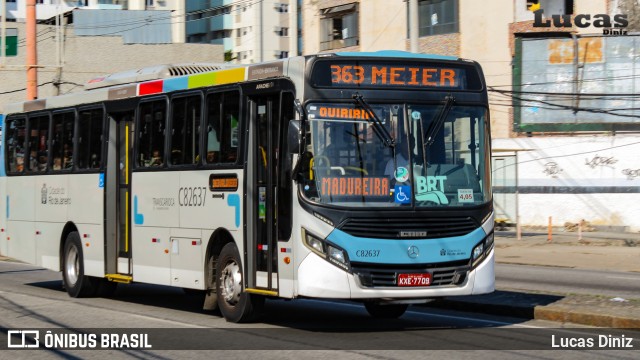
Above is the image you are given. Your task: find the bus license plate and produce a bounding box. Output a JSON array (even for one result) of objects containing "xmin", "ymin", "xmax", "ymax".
[{"xmin": 397, "ymin": 273, "xmax": 432, "ymax": 287}]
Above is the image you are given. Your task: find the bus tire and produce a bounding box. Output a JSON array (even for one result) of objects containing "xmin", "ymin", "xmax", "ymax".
[
  {"xmin": 216, "ymin": 243, "xmax": 264, "ymax": 323},
  {"xmin": 364, "ymin": 303, "xmax": 408, "ymax": 319},
  {"xmin": 62, "ymin": 232, "xmax": 97, "ymax": 298}
]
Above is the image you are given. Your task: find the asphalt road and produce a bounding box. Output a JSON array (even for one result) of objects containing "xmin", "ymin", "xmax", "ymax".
[
  {"xmin": 496, "ymin": 264, "xmax": 640, "ymax": 299},
  {"xmin": 0, "ymin": 260, "xmax": 639, "ymax": 359}
]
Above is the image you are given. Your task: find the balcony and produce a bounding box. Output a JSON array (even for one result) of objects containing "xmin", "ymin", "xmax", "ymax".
[{"xmin": 320, "ymin": 36, "xmax": 359, "ymax": 51}]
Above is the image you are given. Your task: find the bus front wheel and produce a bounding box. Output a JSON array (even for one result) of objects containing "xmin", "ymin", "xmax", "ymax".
[
  {"xmin": 62, "ymin": 232, "xmax": 97, "ymax": 298},
  {"xmin": 364, "ymin": 302, "xmax": 408, "ymax": 319},
  {"xmin": 216, "ymin": 243, "xmax": 264, "ymax": 323}
]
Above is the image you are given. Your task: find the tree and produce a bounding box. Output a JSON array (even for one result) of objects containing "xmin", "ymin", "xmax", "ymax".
[{"xmin": 224, "ymin": 50, "xmax": 237, "ymax": 62}]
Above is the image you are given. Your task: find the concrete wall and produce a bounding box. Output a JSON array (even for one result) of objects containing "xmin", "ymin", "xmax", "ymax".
[
  {"xmin": 359, "ymin": 0, "xmax": 406, "ymax": 51},
  {"xmin": 493, "ymin": 136, "xmax": 640, "ymax": 231},
  {"xmin": 0, "ymin": 23, "xmax": 224, "ymax": 113}
]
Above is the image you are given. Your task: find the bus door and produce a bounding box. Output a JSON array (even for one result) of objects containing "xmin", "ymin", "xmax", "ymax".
[
  {"xmin": 247, "ymin": 93, "xmax": 281, "ymax": 293},
  {"xmin": 105, "ymin": 111, "xmax": 135, "ymax": 277}
]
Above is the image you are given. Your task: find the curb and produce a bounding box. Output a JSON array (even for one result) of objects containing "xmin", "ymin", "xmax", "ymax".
[
  {"xmin": 534, "ymin": 306, "xmax": 640, "ymax": 328},
  {"xmin": 427, "ymin": 293, "xmax": 640, "ymax": 328}
]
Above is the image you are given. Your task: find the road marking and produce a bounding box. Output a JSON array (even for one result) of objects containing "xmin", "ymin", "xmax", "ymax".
[{"xmin": 606, "ymin": 276, "xmax": 640, "ymax": 281}]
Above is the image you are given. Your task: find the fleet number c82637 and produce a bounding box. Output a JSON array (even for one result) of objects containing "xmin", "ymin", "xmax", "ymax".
[{"xmin": 178, "ymin": 187, "xmax": 207, "ymax": 207}]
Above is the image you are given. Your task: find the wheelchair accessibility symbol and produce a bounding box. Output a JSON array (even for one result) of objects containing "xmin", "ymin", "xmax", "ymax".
[{"xmin": 394, "ymin": 185, "xmax": 411, "ymax": 204}]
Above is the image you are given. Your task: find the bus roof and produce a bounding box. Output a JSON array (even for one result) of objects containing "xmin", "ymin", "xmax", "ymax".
[
  {"xmin": 333, "ymin": 50, "xmax": 459, "ymax": 61},
  {"xmin": 2, "ymin": 59, "xmax": 288, "ymax": 115}
]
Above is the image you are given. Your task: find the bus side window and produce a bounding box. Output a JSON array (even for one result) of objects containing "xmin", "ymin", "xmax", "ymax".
[
  {"xmin": 6, "ymin": 117, "xmax": 26, "ymax": 173},
  {"xmin": 205, "ymin": 90, "xmax": 240, "ymax": 164},
  {"xmin": 52, "ymin": 111, "xmax": 75, "ymax": 171},
  {"xmin": 27, "ymin": 114, "xmax": 50, "ymax": 173},
  {"xmin": 137, "ymin": 100, "xmax": 167, "ymax": 168},
  {"xmin": 170, "ymin": 94, "xmax": 201, "ymax": 166},
  {"xmin": 77, "ymin": 108, "xmax": 104, "ymax": 170}
]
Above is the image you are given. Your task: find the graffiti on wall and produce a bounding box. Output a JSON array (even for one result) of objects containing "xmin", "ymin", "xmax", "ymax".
[
  {"xmin": 543, "ymin": 162, "xmax": 563, "ymax": 178},
  {"xmin": 585, "ymin": 154, "xmax": 618, "ymax": 169},
  {"xmin": 622, "ymin": 168, "xmax": 640, "ymax": 180}
]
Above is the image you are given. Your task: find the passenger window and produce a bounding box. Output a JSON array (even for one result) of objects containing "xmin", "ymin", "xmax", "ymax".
[
  {"xmin": 77, "ymin": 108, "xmax": 104, "ymax": 170},
  {"xmin": 52, "ymin": 111, "xmax": 75, "ymax": 171},
  {"xmin": 170, "ymin": 95, "xmax": 201, "ymax": 166},
  {"xmin": 6, "ymin": 117, "xmax": 26, "ymax": 173},
  {"xmin": 205, "ymin": 91, "xmax": 240, "ymax": 164},
  {"xmin": 138, "ymin": 100, "xmax": 167, "ymax": 168},
  {"xmin": 27, "ymin": 114, "xmax": 50, "ymax": 173}
]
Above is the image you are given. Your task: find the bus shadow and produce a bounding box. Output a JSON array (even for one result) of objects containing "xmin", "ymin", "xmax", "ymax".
[{"xmin": 25, "ymin": 281, "xmax": 551, "ymax": 331}]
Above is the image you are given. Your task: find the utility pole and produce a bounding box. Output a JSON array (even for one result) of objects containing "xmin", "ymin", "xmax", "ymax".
[
  {"xmin": 409, "ymin": 0, "xmax": 419, "ymax": 53},
  {"xmin": 1, "ymin": 0, "xmax": 6, "ymax": 68},
  {"xmin": 26, "ymin": 0, "xmax": 37, "ymax": 100}
]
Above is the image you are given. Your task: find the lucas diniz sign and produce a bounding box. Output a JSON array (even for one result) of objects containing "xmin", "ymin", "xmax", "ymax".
[{"xmin": 532, "ymin": 8, "xmax": 629, "ymax": 35}]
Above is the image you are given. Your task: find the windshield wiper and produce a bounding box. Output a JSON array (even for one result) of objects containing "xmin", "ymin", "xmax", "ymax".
[
  {"xmin": 425, "ymin": 95, "xmax": 455, "ymax": 147},
  {"xmin": 352, "ymin": 92, "xmax": 395, "ymax": 148}
]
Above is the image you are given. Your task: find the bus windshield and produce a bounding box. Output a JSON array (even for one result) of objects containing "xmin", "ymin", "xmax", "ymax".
[{"xmin": 300, "ymin": 102, "xmax": 490, "ymax": 208}]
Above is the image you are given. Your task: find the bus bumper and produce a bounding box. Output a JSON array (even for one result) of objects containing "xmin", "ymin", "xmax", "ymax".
[{"xmin": 297, "ymin": 249, "xmax": 495, "ymax": 299}]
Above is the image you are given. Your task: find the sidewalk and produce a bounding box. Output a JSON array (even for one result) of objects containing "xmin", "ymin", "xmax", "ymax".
[{"xmin": 430, "ymin": 227, "xmax": 640, "ymax": 327}]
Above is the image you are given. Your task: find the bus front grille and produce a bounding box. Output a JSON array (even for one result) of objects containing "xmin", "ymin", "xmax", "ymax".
[
  {"xmin": 338, "ymin": 217, "xmax": 477, "ymax": 239},
  {"xmin": 352, "ymin": 262, "xmax": 469, "ymax": 288}
]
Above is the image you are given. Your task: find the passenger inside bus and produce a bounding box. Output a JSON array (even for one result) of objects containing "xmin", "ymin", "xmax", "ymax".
[
  {"xmin": 53, "ymin": 157, "xmax": 62, "ymax": 171},
  {"xmin": 148, "ymin": 149, "xmax": 163, "ymax": 167}
]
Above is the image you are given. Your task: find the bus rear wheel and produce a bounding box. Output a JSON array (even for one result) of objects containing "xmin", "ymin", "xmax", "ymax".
[
  {"xmin": 216, "ymin": 243, "xmax": 264, "ymax": 323},
  {"xmin": 62, "ymin": 232, "xmax": 98, "ymax": 298},
  {"xmin": 364, "ymin": 302, "xmax": 409, "ymax": 319}
]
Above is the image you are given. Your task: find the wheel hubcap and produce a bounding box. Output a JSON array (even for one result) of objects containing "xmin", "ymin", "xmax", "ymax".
[
  {"xmin": 220, "ymin": 260, "xmax": 242, "ymax": 305},
  {"xmin": 65, "ymin": 245, "xmax": 79, "ymax": 286}
]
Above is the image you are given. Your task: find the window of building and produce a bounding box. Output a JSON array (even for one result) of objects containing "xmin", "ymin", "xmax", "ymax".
[
  {"xmin": 418, "ymin": 0, "xmax": 458, "ymax": 36},
  {"xmin": 205, "ymin": 91, "xmax": 240, "ymax": 164},
  {"xmin": 275, "ymin": 3, "xmax": 289, "ymax": 13},
  {"xmin": 51, "ymin": 111, "xmax": 75, "ymax": 171},
  {"xmin": 275, "ymin": 27, "xmax": 289, "ymax": 36},
  {"xmin": 320, "ymin": 3, "xmax": 359, "ymax": 51},
  {"xmin": 6, "ymin": 117, "xmax": 26, "ymax": 173},
  {"xmin": 275, "ymin": 51, "xmax": 289, "ymax": 59},
  {"xmin": 77, "ymin": 108, "xmax": 104, "ymax": 170},
  {"xmin": 27, "ymin": 114, "xmax": 50, "ymax": 173},
  {"xmin": 137, "ymin": 99, "xmax": 167, "ymax": 168},
  {"xmin": 170, "ymin": 95, "xmax": 202, "ymax": 166},
  {"xmin": 526, "ymin": 0, "xmax": 574, "ymax": 15}
]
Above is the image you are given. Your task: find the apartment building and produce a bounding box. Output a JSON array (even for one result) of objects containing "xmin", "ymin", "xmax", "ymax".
[{"xmin": 185, "ymin": 0, "xmax": 300, "ymax": 63}]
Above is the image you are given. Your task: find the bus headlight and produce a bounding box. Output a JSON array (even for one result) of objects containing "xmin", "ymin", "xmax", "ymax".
[
  {"xmin": 304, "ymin": 232, "xmax": 325, "ymax": 256},
  {"xmin": 328, "ymin": 245, "xmax": 348, "ymax": 269},
  {"xmin": 302, "ymin": 228, "xmax": 351, "ymax": 271},
  {"xmin": 472, "ymin": 242, "xmax": 484, "ymax": 261},
  {"xmin": 471, "ymin": 232, "xmax": 494, "ymax": 268}
]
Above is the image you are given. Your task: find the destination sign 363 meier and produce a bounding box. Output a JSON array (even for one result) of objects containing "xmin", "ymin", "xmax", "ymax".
[{"xmin": 310, "ymin": 60, "xmax": 483, "ymax": 90}]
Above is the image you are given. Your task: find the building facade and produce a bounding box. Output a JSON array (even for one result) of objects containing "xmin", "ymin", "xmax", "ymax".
[
  {"xmin": 0, "ymin": 21, "xmax": 223, "ymax": 112},
  {"xmin": 185, "ymin": 0, "xmax": 299, "ymax": 63}
]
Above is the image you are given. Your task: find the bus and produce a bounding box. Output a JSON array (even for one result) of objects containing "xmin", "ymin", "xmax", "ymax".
[{"xmin": 0, "ymin": 51, "xmax": 494, "ymax": 322}]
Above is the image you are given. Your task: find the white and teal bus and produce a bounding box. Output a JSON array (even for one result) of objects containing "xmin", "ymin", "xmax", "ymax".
[{"xmin": 0, "ymin": 51, "xmax": 494, "ymax": 322}]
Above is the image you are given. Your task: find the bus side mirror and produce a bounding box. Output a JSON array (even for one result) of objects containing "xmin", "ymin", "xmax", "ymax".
[{"xmin": 287, "ymin": 119, "xmax": 301, "ymax": 155}]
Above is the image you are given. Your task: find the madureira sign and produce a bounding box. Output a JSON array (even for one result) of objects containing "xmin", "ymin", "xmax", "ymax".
[{"xmin": 4, "ymin": 28, "xmax": 17, "ymax": 56}]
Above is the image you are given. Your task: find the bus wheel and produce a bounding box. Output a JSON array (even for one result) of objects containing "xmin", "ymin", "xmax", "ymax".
[
  {"xmin": 364, "ymin": 303, "xmax": 408, "ymax": 319},
  {"xmin": 216, "ymin": 243, "xmax": 264, "ymax": 323},
  {"xmin": 62, "ymin": 232, "xmax": 97, "ymax": 298}
]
